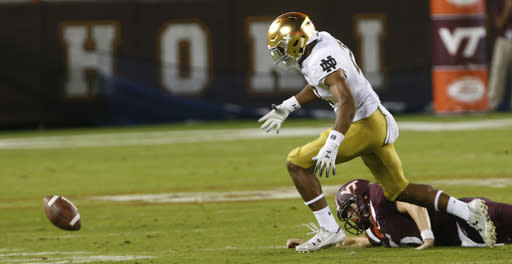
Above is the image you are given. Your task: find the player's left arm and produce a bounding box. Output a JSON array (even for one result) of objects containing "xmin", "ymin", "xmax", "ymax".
[
  {"xmin": 312, "ymin": 70, "xmax": 355, "ymax": 177},
  {"xmin": 325, "ymin": 70, "xmax": 356, "ymax": 134},
  {"xmin": 396, "ymin": 201, "xmax": 435, "ymax": 250}
]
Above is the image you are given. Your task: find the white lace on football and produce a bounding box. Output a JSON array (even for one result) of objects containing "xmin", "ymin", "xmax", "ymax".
[{"xmin": 61, "ymin": 196, "xmax": 78, "ymax": 211}]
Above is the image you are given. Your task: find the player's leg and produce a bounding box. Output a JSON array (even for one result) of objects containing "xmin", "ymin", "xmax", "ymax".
[
  {"xmin": 286, "ymin": 131, "xmax": 345, "ymax": 252},
  {"xmin": 361, "ymin": 144, "xmax": 409, "ymax": 201},
  {"xmin": 398, "ymin": 181, "xmax": 496, "ymax": 247},
  {"xmin": 504, "ymin": 39, "xmax": 512, "ymax": 110},
  {"xmin": 286, "ymin": 163, "xmax": 346, "ymax": 252},
  {"xmin": 488, "ymin": 37, "xmax": 510, "ymax": 110},
  {"xmin": 285, "ymin": 115, "xmax": 382, "ymax": 252},
  {"xmin": 287, "ymin": 130, "xmax": 341, "ymax": 234},
  {"xmin": 362, "ymin": 142, "xmax": 496, "ymax": 247},
  {"xmin": 287, "ymin": 110, "xmax": 384, "ymax": 215}
]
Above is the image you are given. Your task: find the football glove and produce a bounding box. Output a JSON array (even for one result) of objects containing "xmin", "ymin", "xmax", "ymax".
[
  {"xmin": 258, "ymin": 96, "xmax": 300, "ymax": 133},
  {"xmin": 313, "ymin": 130, "xmax": 344, "ymax": 177}
]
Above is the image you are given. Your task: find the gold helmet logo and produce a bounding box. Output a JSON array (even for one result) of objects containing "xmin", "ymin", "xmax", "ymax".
[{"xmin": 267, "ymin": 12, "xmax": 317, "ymax": 69}]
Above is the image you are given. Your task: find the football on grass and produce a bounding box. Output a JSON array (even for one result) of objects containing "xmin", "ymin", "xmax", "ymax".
[{"xmin": 43, "ymin": 195, "xmax": 81, "ymax": 231}]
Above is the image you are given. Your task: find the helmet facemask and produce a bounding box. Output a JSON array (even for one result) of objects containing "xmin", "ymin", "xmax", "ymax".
[
  {"xmin": 336, "ymin": 194, "xmax": 371, "ymax": 235},
  {"xmin": 269, "ymin": 40, "xmax": 301, "ymax": 70},
  {"xmin": 267, "ymin": 12, "xmax": 316, "ymax": 71}
]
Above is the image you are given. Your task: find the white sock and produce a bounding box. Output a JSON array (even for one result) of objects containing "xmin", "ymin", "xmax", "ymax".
[
  {"xmin": 313, "ymin": 206, "xmax": 340, "ymax": 233},
  {"xmin": 446, "ymin": 197, "xmax": 471, "ymax": 221}
]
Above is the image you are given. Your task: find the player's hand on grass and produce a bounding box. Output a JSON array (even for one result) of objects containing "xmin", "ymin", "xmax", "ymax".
[
  {"xmin": 313, "ymin": 130, "xmax": 343, "ymax": 177},
  {"xmin": 415, "ymin": 238, "xmax": 434, "ymax": 250},
  {"xmin": 286, "ymin": 238, "xmax": 305, "ymax": 248}
]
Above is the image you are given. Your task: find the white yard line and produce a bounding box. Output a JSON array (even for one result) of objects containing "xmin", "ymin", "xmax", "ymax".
[
  {"xmin": 398, "ymin": 118, "xmax": 512, "ymax": 131},
  {"xmin": 200, "ymin": 245, "xmax": 287, "ymax": 251},
  {"xmin": 428, "ymin": 178, "xmax": 512, "ymax": 188},
  {"xmin": 88, "ymin": 186, "xmax": 341, "ymax": 204},
  {"xmin": 0, "ymin": 249, "xmax": 155, "ymax": 264},
  {"xmin": 88, "ymin": 178, "xmax": 512, "ymax": 204},
  {"xmin": 0, "ymin": 128, "xmax": 315, "ymax": 149},
  {"xmin": 0, "ymin": 118, "xmax": 511, "ymax": 149},
  {"xmin": 0, "ymin": 251, "xmax": 87, "ymax": 257}
]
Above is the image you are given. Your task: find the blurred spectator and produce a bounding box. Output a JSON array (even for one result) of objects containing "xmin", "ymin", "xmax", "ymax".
[{"xmin": 488, "ymin": 0, "xmax": 512, "ymax": 111}]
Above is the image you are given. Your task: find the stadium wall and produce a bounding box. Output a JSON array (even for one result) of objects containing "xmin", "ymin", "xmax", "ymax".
[{"xmin": 0, "ymin": 0, "xmax": 456, "ymax": 127}]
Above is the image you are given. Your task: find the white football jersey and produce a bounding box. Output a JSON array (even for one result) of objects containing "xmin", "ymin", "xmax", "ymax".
[{"xmin": 300, "ymin": 31, "xmax": 380, "ymax": 122}]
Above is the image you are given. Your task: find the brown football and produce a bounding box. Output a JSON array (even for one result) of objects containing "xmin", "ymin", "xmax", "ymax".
[{"xmin": 43, "ymin": 195, "xmax": 81, "ymax": 231}]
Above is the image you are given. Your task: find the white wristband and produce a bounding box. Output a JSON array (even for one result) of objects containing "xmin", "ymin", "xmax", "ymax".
[
  {"xmin": 282, "ymin": 96, "xmax": 301, "ymax": 112},
  {"xmin": 327, "ymin": 130, "xmax": 344, "ymax": 147},
  {"xmin": 421, "ymin": 230, "xmax": 435, "ymax": 241}
]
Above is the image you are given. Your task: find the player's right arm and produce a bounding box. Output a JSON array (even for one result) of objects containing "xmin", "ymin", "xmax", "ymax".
[
  {"xmin": 295, "ymin": 84, "xmax": 318, "ymax": 105},
  {"xmin": 258, "ymin": 84, "xmax": 317, "ymax": 133},
  {"xmin": 335, "ymin": 236, "xmax": 372, "ymax": 248},
  {"xmin": 396, "ymin": 201, "xmax": 435, "ymax": 250},
  {"xmin": 286, "ymin": 236, "xmax": 371, "ymax": 249}
]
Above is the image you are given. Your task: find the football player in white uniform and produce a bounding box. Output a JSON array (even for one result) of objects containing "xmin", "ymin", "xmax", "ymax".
[{"xmin": 258, "ymin": 12, "xmax": 497, "ymax": 252}]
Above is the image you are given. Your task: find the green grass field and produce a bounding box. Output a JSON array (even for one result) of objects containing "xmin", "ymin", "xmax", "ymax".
[{"xmin": 1, "ymin": 113, "xmax": 512, "ymax": 264}]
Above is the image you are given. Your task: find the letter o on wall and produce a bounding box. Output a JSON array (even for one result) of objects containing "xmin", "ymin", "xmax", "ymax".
[{"xmin": 160, "ymin": 22, "xmax": 210, "ymax": 95}]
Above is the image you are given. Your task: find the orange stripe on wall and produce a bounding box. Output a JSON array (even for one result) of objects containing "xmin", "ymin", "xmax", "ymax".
[{"xmin": 430, "ymin": 0, "xmax": 485, "ymax": 15}]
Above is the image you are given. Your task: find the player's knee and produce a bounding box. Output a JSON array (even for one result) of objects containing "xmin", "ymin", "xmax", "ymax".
[
  {"xmin": 407, "ymin": 183, "xmax": 437, "ymax": 195},
  {"xmin": 382, "ymin": 180, "xmax": 409, "ymax": 202},
  {"xmin": 286, "ymin": 160, "xmax": 299, "ymax": 173},
  {"xmin": 286, "ymin": 160, "xmax": 309, "ymax": 174},
  {"xmin": 397, "ymin": 183, "xmax": 436, "ymax": 206}
]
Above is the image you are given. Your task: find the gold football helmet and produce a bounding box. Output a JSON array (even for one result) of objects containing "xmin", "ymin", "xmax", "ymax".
[{"xmin": 267, "ymin": 12, "xmax": 317, "ymax": 70}]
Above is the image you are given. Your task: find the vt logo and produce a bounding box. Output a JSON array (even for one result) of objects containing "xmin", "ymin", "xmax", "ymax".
[
  {"xmin": 438, "ymin": 27, "xmax": 486, "ymax": 57},
  {"xmin": 320, "ymin": 56, "xmax": 337, "ymax": 72}
]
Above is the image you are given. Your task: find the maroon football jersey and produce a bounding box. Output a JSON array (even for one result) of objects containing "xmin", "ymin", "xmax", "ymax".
[
  {"xmin": 365, "ymin": 183, "xmax": 512, "ymax": 247},
  {"xmin": 365, "ymin": 183, "xmax": 428, "ymax": 247}
]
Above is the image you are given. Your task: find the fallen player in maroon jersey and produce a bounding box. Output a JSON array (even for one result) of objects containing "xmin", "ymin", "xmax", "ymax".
[{"xmin": 287, "ymin": 179, "xmax": 512, "ymax": 249}]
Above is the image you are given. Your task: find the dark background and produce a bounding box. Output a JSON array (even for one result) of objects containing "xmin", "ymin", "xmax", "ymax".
[{"xmin": 0, "ymin": 0, "xmax": 498, "ymax": 129}]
